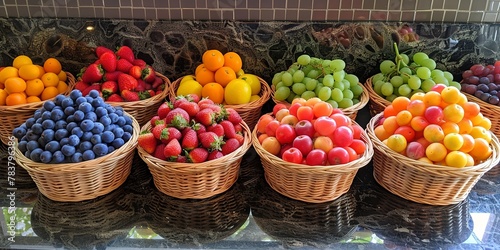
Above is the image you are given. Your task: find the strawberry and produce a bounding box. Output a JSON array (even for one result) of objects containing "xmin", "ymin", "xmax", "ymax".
[
  {"xmin": 221, "ymin": 138, "xmax": 241, "ymax": 155},
  {"xmin": 152, "ymin": 123, "xmax": 167, "ymax": 140},
  {"xmin": 153, "ymin": 144, "xmax": 166, "ymax": 161},
  {"xmin": 129, "ymin": 65, "xmax": 142, "ymax": 79},
  {"xmin": 207, "ymin": 150, "xmax": 224, "ymax": 161},
  {"xmin": 165, "ymin": 108, "xmax": 190, "ymax": 129},
  {"xmin": 193, "ymin": 123, "xmax": 206, "ymax": 135},
  {"xmin": 145, "ymin": 83, "xmax": 153, "ymax": 90},
  {"xmin": 137, "ymin": 130, "xmax": 157, "ymax": 154},
  {"xmin": 103, "ymin": 71, "xmax": 121, "ymax": 82},
  {"xmin": 163, "ymin": 138, "xmax": 181, "ymax": 159},
  {"xmin": 233, "ymin": 123, "xmax": 242, "ymax": 133},
  {"xmin": 173, "ymin": 97, "xmax": 189, "ymax": 108},
  {"xmin": 106, "ymin": 93, "xmax": 124, "ymax": 102},
  {"xmin": 138, "ymin": 91, "xmax": 152, "ymax": 100},
  {"xmin": 81, "ymin": 63, "xmax": 104, "ymax": 83},
  {"xmin": 156, "ymin": 90, "xmax": 163, "ymax": 95},
  {"xmin": 207, "ymin": 124, "xmax": 224, "ymax": 137},
  {"xmin": 181, "ymin": 128, "xmax": 198, "ymax": 151},
  {"xmin": 152, "ymin": 77, "xmax": 164, "ymax": 90},
  {"xmin": 100, "ymin": 51, "xmax": 117, "ymax": 72},
  {"xmin": 74, "ymin": 81, "xmax": 90, "ymax": 92},
  {"xmin": 233, "ymin": 133, "xmax": 245, "ymax": 145},
  {"xmin": 121, "ymin": 90, "xmax": 140, "ymax": 102},
  {"xmin": 118, "ymin": 73, "xmax": 138, "ymax": 91},
  {"xmin": 198, "ymin": 131, "xmax": 224, "ymax": 151},
  {"xmin": 133, "ymin": 59, "xmax": 147, "ymax": 68},
  {"xmin": 82, "ymin": 83, "xmax": 101, "ymax": 97},
  {"xmin": 178, "ymin": 101, "xmax": 200, "ymax": 118},
  {"xmin": 187, "ymin": 148, "xmax": 209, "ymax": 163},
  {"xmin": 136, "ymin": 79, "xmax": 146, "ymax": 91},
  {"xmin": 198, "ymin": 98, "xmax": 214, "ymax": 107},
  {"xmin": 141, "ymin": 65, "xmax": 156, "ymax": 83},
  {"xmin": 159, "ymin": 127, "xmax": 182, "ymax": 144},
  {"xmin": 116, "ymin": 58, "xmax": 133, "ymax": 73},
  {"xmin": 199, "ymin": 103, "xmax": 222, "ymax": 113},
  {"xmin": 147, "ymin": 89, "xmax": 155, "ymax": 97},
  {"xmin": 220, "ymin": 120, "xmax": 237, "ymax": 139},
  {"xmin": 176, "ymin": 155, "xmax": 187, "ymax": 163},
  {"xmin": 101, "ymin": 81, "xmax": 118, "ymax": 97},
  {"xmin": 96, "ymin": 46, "xmax": 114, "ymax": 57},
  {"xmin": 195, "ymin": 108, "xmax": 216, "ymax": 126},
  {"xmin": 226, "ymin": 108, "xmax": 243, "ymax": 124},
  {"xmin": 157, "ymin": 102, "xmax": 172, "ymax": 119},
  {"xmin": 185, "ymin": 94, "xmax": 200, "ymax": 103},
  {"xmin": 116, "ymin": 45, "xmax": 135, "ymax": 63},
  {"xmin": 150, "ymin": 115, "xmax": 162, "ymax": 127}
]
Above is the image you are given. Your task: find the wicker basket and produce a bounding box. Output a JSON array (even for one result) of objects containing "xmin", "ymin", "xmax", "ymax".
[
  {"xmin": 252, "ymin": 114, "xmax": 374, "ymax": 203},
  {"xmin": 169, "ymin": 76, "xmax": 271, "ymax": 130},
  {"xmin": 0, "ymin": 142, "xmax": 35, "ymax": 188},
  {"xmin": 0, "ymin": 72, "xmax": 76, "ymax": 144},
  {"xmin": 271, "ymin": 82, "xmax": 369, "ymax": 120},
  {"xmin": 14, "ymin": 111, "xmax": 140, "ymax": 202},
  {"xmin": 366, "ymin": 113, "xmax": 500, "ymax": 205},
  {"xmin": 462, "ymin": 92, "xmax": 500, "ymax": 137},
  {"xmin": 364, "ymin": 77, "xmax": 390, "ymax": 116},
  {"xmin": 107, "ymin": 72, "xmax": 171, "ymax": 126},
  {"xmin": 138, "ymin": 121, "xmax": 252, "ymax": 199}
]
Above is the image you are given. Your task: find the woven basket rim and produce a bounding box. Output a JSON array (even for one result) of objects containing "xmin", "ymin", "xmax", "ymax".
[
  {"xmin": 367, "ymin": 113, "xmax": 500, "ymax": 175},
  {"xmin": 14, "ymin": 110, "xmax": 140, "ymax": 173},
  {"xmin": 106, "ymin": 72, "xmax": 171, "ymax": 106}
]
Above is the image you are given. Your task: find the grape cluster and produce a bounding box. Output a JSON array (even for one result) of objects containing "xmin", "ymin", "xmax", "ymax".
[
  {"xmin": 461, "ymin": 61, "xmax": 500, "ymax": 105},
  {"xmin": 398, "ymin": 25, "xmax": 419, "ymax": 42},
  {"xmin": 372, "ymin": 43, "xmax": 460, "ymax": 102},
  {"xmin": 272, "ymin": 55, "xmax": 363, "ymax": 109}
]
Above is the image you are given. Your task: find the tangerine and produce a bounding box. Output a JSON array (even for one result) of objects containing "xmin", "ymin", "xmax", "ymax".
[
  {"xmin": 0, "ymin": 89, "xmax": 7, "ymax": 105},
  {"xmin": 202, "ymin": 49, "xmax": 224, "ymax": 72},
  {"xmin": 43, "ymin": 58, "xmax": 62, "ymax": 74},
  {"xmin": 201, "ymin": 82, "xmax": 224, "ymax": 104},
  {"xmin": 40, "ymin": 86, "xmax": 59, "ymax": 100},
  {"xmin": 25, "ymin": 79, "xmax": 45, "ymax": 96},
  {"xmin": 57, "ymin": 81, "xmax": 68, "ymax": 94},
  {"xmin": 57, "ymin": 70, "xmax": 67, "ymax": 82},
  {"xmin": 18, "ymin": 64, "xmax": 41, "ymax": 81},
  {"xmin": 41, "ymin": 72, "xmax": 59, "ymax": 87},
  {"xmin": 195, "ymin": 67, "xmax": 215, "ymax": 86},
  {"xmin": 214, "ymin": 66, "xmax": 236, "ymax": 87},
  {"xmin": 223, "ymin": 52, "xmax": 242, "ymax": 73},
  {"xmin": 26, "ymin": 96, "xmax": 41, "ymax": 103},
  {"xmin": 4, "ymin": 77, "xmax": 27, "ymax": 93},
  {"xmin": 0, "ymin": 67, "xmax": 19, "ymax": 84},
  {"xmin": 425, "ymin": 142, "xmax": 448, "ymax": 162},
  {"xmin": 5, "ymin": 92, "xmax": 27, "ymax": 105},
  {"xmin": 469, "ymin": 138, "xmax": 492, "ymax": 161},
  {"xmin": 12, "ymin": 55, "xmax": 32, "ymax": 69}
]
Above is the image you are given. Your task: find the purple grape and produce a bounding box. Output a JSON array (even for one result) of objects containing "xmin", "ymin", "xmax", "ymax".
[
  {"xmin": 472, "ymin": 65, "xmax": 485, "ymax": 76},
  {"xmin": 488, "ymin": 95, "xmax": 500, "ymax": 105},
  {"xmin": 479, "ymin": 77, "xmax": 490, "ymax": 85},
  {"xmin": 482, "ymin": 67, "xmax": 491, "ymax": 76},
  {"xmin": 497, "ymin": 91, "xmax": 500, "ymax": 98},
  {"xmin": 464, "ymin": 84, "xmax": 477, "ymax": 94},
  {"xmin": 462, "ymin": 70, "xmax": 473, "ymax": 79},
  {"xmin": 487, "ymin": 74, "xmax": 494, "ymax": 83},
  {"xmin": 494, "ymin": 74, "xmax": 500, "ymax": 83},
  {"xmin": 478, "ymin": 83, "xmax": 489, "ymax": 92},
  {"xmin": 480, "ymin": 92, "xmax": 491, "ymax": 102},
  {"xmin": 475, "ymin": 90, "xmax": 484, "ymax": 98},
  {"xmin": 469, "ymin": 76, "xmax": 479, "ymax": 84},
  {"xmin": 488, "ymin": 82, "xmax": 498, "ymax": 91},
  {"xmin": 491, "ymin": 90, "xmax": 498, "ymax": 96}
]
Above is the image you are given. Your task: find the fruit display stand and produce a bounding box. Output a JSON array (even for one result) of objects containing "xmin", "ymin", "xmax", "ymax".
[
  {"xmin": 107, "ymin": 72, "xmax": 171, "ymax": 126},
  {"xmin": 169, "ymin": 76, "xmax": 271, "ymax": 130},
  {"xmin": 137, "ymin": 121, "xmax": 252, "ymax": 199},
  {"xmin": 271, "ymin": 82, "xmax": 369, "ymax": 120},
  {"xmin": 251, "ymin": 116, "xmax": 374, "ymax": 203},
  {"xmin": 14, "ymin": 111, "xmax": 140, "ymax": 202},
  {"xmin": 363, "ymin": 77, "xmax": 391, "ymax": 116},
  {"xmin": 366, "ymin": 113, "xmax": 500, "ymax": 205},
  {"xmin": 0, "ymin": 72, "xmax": 76, "ymax": 144}
]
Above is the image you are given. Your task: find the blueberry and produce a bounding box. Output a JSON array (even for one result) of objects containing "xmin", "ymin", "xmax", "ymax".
[
  {"xmin": 39, "ymin": 151, "xmax": 53, "ymax": 163},
  {"xmin": 91, "ymin": 98, "xmax": 104, "ymax": 108},
  {"xmin": 82, "ymin": 150, "xmax": 96, "ymax": 161},
  {"xmin": 84, "ymin": 112, "xmax": 97, "ymax": 122},
  {"xmin": 88, "ymin": 90, "xmax": 100, "ymax": 98},
  {"xmin": 37, "ymin": 138, "xmax": 47, "ymax": 148},
  {"xmin": 27, "ymin": 141, "xmax": 39, "ymax": 151},
  {"xmin": 71, "ymin": 127, "xmax": 83, "ymax": 138},
  {"xmin": 115, "ymin": 109, "xmax": 123, "ymax": 117},
  {"xmin": 50, "ymin": 109, "xmax": 65, "ymax": 121},
  {"xmin": 101, "ymin": 131, "xmax": 115, "ymax": 144},
  {"xmin": 70, "ymin": 152, "xmax": 83, "ymax": 163},
  {"xmin": 25, "ymin": 117, "xmax": 36, "ymax": 128},
  {"xmin": 122, "ymin": 132, "xmax": 132, "ymax": 142},
  {"xmin": 25, "ymin": 150, "xmax": 31, "ymax": 158},
  {"xmin": 85, "ymin": 96, "xmax": 94, "ymax": 103},
  {"xmin": 112, "ymin": 127, "xmax": 124, "ymax": 138},
  {"xmin": 109, "ymin": 113, "xmax": 119, "ymax": 123},
  {"xmin": 81, "ymin": 131, "xmax": 93, "ymax": 141},
  {"xmin": 40, "ymin": 129, "xmax": 55, "ymax": 143},
  {"xmin": 95, "ymin": 107, "xmax": 108, "ymax": 118},
  {"xmin": 90, "ymin": 134, "xmax": 102, "ymax": 145},
  {"xmin": 79, "ymin": 102, "xmax": 93, "ymax": 113},
  {"xmin": 64, "ymin": 106, "xmax": 75, "ymax": 116},
  {"xmin": 100, "ymin": 116, "xmax": 111, "ymax": 126},
  {"xmin": 67, "ymin": 134, "xmax": 80, "ymax": 146},
  {"xmin": 116, "ymin": 116, "xmax": 126, "ymax": 126},
  {"xmin": 124, "ymin": 115, "xmax": 133, "ymax": 125},
  {"xmin": 41, "ymin": 111, "xmax": 51, "ymax": 121},
  {"xmin": 61, "ymin": 98, "xmax": 74, "ymax": 109},
  {"xmin": 115, "ymin": 106, "xmax": 123, "ymax": 112},
  {"xmin": 30, "ymin": 148, "xmax": 44, "ymax": 162},
  {"xmin": 93, "ymin": 143, "xmax": 108, "ymax": 157},
  {"xmin": 80, "ymin": 119, "xmax": 95, "ymax": 132},
  {"xmin": 20, "ymin": 135, "xmax": 28, "ymax": 142},
  {"xmin": 31, "ymin": 123, "xmax": 43, "ymax": 134},
  {"xmin": 20, "ymin": 123, "xmax": 27, "ymax": 130},
  {"xmin": 91, "ymin": 122, "xmax": 104, "ymax": 134},
  {"xmin": 105, "ymin": 105, "xmax": 116, "ymax": 114},
  {"xmin": 54, "ymin": 95, "xmax": 65, "ymax": 105},
  {"xmin": 45, "ymin": 141, "xmax": 61, "ymax": 153},
  {"xmin": 54, "ymin": 129, "xmax": 68, "ymax": 141},
  {"xmin": 13, "ymin": 127, "xmax": 27, "ymax": 140},
  {"xmin": 42, "ymin": 120, "xmax": 55, "ymax": 130},
  {"xmin": 33, "ymin": 110, "xmax": 42, "ymax": 120},
  {"xmin": 75, "ymin": 96, "xmax": 87, "ymax": 106},
  {"xmin": 66, "ymin": 122, "xmax": 77, "ymax": 132},
  {"xmin": 107, "ymin": 145, "xmax": 115, "ymax": 154},
  {"xmin": 51, "ymin": 151, "xmax": 65, "ymax": 163},
  {"xmin": 55, "ymin": 120, "xmax": 68, "ymax": 130},
  {"xmin": 18, "ymin": 141, "xmax": 28, "ymax": 153},
  {"xmin": 112, "ymin": 138, "xmax": 125, "ymax": 149},
  {"xmin": 69, "ymin": 90, "xmax": 82, "ymax": 100},
  {"xmin": 66, "ymin": 115, "xmax": 75, "ymax": 122},
  {"xmin": 35, "ymin": 118, "xmax": 42, "ymax": 124},
  {"xmin": 74, "ymin": 110, "xmax": 85, "ymax": 122},
  {"xmin": 104, "ymin": 124, "xmax": 116, "ymax": 132},
  {"xmin": 79, "ymin": 141, "xmax": 93, "ymax": 152},
  {"xmin": 123, "ymin": 125, "xmax": 133, "ymax": 134},
  {"xmin": 60, "ymin": 138, "xmax": 70, "ymax": 146},
  {"xmin": 61, "ymin": 145, "xmax": 76, "ymax": 157},
  {"xmin": 43, "ymin": 101, "xmax": 56, "ymax": 111},
  {"xmin": 26, "ymin": 131, "xmax": 39, "ymax": 141}
]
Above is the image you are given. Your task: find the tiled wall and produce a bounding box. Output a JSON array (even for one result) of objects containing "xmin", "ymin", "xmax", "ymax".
[{"xmin": 0, "ymin": 0, "xmax": 499, "ymax": 23}]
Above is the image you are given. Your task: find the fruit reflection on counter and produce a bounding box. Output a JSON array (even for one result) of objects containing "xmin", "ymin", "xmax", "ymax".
[
  {"xmin": 0, "ymin": 56, "xmax": 69, "ymax": 105},
  {"xmin": 75, "ymin": 45, "xmax": 165, "ymax": 102}
]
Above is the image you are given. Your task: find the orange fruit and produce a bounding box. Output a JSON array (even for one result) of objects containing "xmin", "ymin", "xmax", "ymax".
[
  {"xmin": 202, "ymin": 50, "xmax": 224, "ymax": 72},
  {"xmin": 43, "ymin": 58, "xmax": 62, "ymax": 74},
  {"xmin": 201, "ymin": 82, "xmax": 224, "ymax": 104},
  {"xmin": 462, "ymin": 101, "xmax": 480, "ymax": 118},
  {"xmin": 386, "ymin": 134, "xmax": 407, "ymax": 153},
  {"xmin": 443, "ymin": 133, "xmax": 464, "ymax": 151},
  {"xmin": 445, "ymin": 151, "xmax": 468, "ymax": 168},
  {"xmin": 4, "ymin": 77, "xmax": 27, "ymax": 93},
  {"xmin": 469, "ymin": 138, "xmax": 492, "ymax": 161},
  {"xmin": 40, "ymin": 86, "xmax": 59, "ymax": 100},
  {"xmin": 57, "ymin": 70, "xmax": 67, "ymax": 82},
  {"xmin": 459, "ymin": 134, "xmax": 475, "ymax": 153},
  {"xmin": 195, "ymin": 67, "xmax": 215, "ymax": 86},
  {"xmin": 26, "ymin": 96, "xmax": 41, "ymax": 103},
  {"xmin": 423, "ymin": 91, "xmax": 442, "ymax": 107},
  {"xmin": 5, "ymin": 92, "xmax": 27, "ymax": 106},
  {"xmin": 41, "ymin": 72, "xmax": 59, "ymax": 87},
  {"xmin": 12, "ymin": 55, "xmax": 32, "ymax": 69},
  {"xmin": 374, "ymin": 125, "xmax": 391, "ymax": 141},
  {"xmin": 0, "ymin": 66, "xmax": 19, "ymax": 84},
  {"xmin": 18, "ymin": 64, "xmax": 41, "ymax": 81},
  {"xmin": 469, "ymin": 126, "xmax": 492, "ymax": 143},
  {"xmin": 425, "ymin": 142, "xmax": 447, "ymax": 162},
  {"xmin": 0, "ymin": 89, "xmax": 7, "ymax": 105},
  {"xmin": 25, "ymin": 79, "xmax": 45, "ymax": 96},
  {"xmin": 36, "ymin": 65, "xmax": 46, "ymax": 78},
  {"xmin": 214, "ymin": 66, "xmax": 236, "ymax": 87},
  {"xmin": 391, "ymin": 96, "xmax": 410, "ymax": 113},
  {"xmin": 57, "ymin": 81, "xmax": 68, "ymax": 94},
  {"xmin": 195, "ymin": 64, "xmax": 206, "ymax": 75},
  {"xmin": 440, "ymin": 86, "xmax": 460, "ymax": 104},
  {"xmin": 223, "ymin": 52, "xmax": 242, "ymax": 73}
]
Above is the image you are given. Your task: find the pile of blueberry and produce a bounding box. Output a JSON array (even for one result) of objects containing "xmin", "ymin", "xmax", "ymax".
[{"xmin": 13, "ymin": 90, "xmax": 134, "ymax": 163}]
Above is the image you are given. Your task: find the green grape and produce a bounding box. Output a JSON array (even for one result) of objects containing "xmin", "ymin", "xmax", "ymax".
[
  {"xmin": 408, "ymin": 75, "xmax": 422, "ymax": 90},
  {"xmin": 287, "ymin": 68, "xmax": 297, "ymax": 75},
  {"xmin": 281, "ymin": 72, "xmax": 293, "ymax": 86},
  {"xmin": 297, "ymin": 55, "xmax": 311, "ymax": 66},
  {"xmin": 331, "ymin": 88, "xmax": 344, "ymax": 102},
  {"xmin": 416, "ymin": 67, "xmax": 431, "ymax": 79},
  {"xmin": 352, "ymin": 99, "xmax": 360, "ymax": 105},
  {"xmin": 342, "ymin": 89, "xmax": 354, "ymax": 100},
  {"xmin": 275, "ymin": 81, "xmax": 285, "ymax": 90},
  {"xmin": 272, "ymin": 72, "xmax": 283, "ymax": 86},
  {"xmin": 305, "ymin": 78, "xmax": 318, "ymax": 90},
  {"xmin": 322, "ymin": 74, "xmax": 334, "ymax": 87},
  {"xmin": 318, "ymin": 77, "xmax": 324, "ymax": 83},
  {"xmin": 399, "ymin": 67, "xmax": 412, "ymax": 82},
  {"xmin": 301, "ymin": 90, "xmax": 316, "ymax": 100},
  {"xmin": 292, "ymin": 83, "xmax": 307, "ymax": 95},
  {"xmin": 398, "ymin": 84, "xmax": 412, "ymax": 96},
  {"xmin": 329, "ymin": 59, "xmax": 346, "ymax": 72},
  {"xmin": 289, "ymin": 63, "xmax": 300, "ymax": 71},
  {"xmin": 345, "ymin": 74, "xmax": 359, "ymax": 87},
  {"xmin": 342, "ymin": 79, "xmax": 350, "ymax": 90},
  {"xmin": 322, "ymin": 59, "xmax": 332, "ymax": 69},
  {"xmin": 381, "ymin": 82, "xmax": 394, "ymax": 96},
  {"xmin": 318, "ymin": 86, "xmax": 332, "ymax": 101},
  {"xmin": 400, "ymin": 54, "xmax": 410, "ymax": 65},
  {"xmin": 412, "ymin": 52, "xmax": 429, "ymax": 65},
  {"xmin": 421, "ymin": 58, "xmax": 436, "ymax": 70},
  {"xmin": 327, "ymin": 100, "xmax": 339, "ymax": 108},
  {"xmin": 310, "ymin": 57, "xmax": 321, "ymax": 66},
  {"xmin": 372, "ymin": 73, "xmax": 385, "ymax": 83},
  {"xmin": 443, "ymin": 71, "xmax": 454, "ymax": 82},
  {"xmin": 431, "ymin": 69, "xmax": 444, "ymax": 77},
  {"xmin": 380, "ymin": 60, "xmax": 396, "ymax": 74},
  {"xmin": 333, "ymin": 81, "xmax": 345, "ymax": 91},
  {"xmin": 350, "ymin": 84, "xmax": 363, "ymax": 98},
  {"xmin": 338, "ymin": 98, "xmax": 353, "ymax": 108},
  {"xmin": 373, "ymin": 80, "xmax": 385, "ymax": 95},
  {"xmin": 333, "ymin": 70, "xmax": 346, "ymax": 82},
  {"xmin": 386, "ymin": 94, "xmax": 398, "ymax": 102},
  {"xmin": 307, "ymin": 69, "xmax": 320, "ymax": 79},
  {"xmin": 449, "ymin": 81, "xmax": 461, "ymax": 90},
  {"xmin": 421, "ymin": 79, "xmax": 436, "ymax": 92},
  {"xmin": 390, "ymin": 75, "xmax": 404, "ymax": 88},
  {"xmin": 432, "ymin": 75, "xmax": 449, "ymax": 86},
  {"xmin": 286, "ymin": 93, "xmax": 297, "ymax": 103},
  {"xmin": 274, "ymin": 86, "xmax": 291, "ymax": 101},
  {"xmin": 293, "ymin": 70, "xmax": 305, "ymax": 83},
  {"xmin": 303, "ymin": 65, "xmax": 314, "ymax": 76},
  {"xmin": 315, "ymin": 83, "xmax": 324, "ymax": 96}
]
